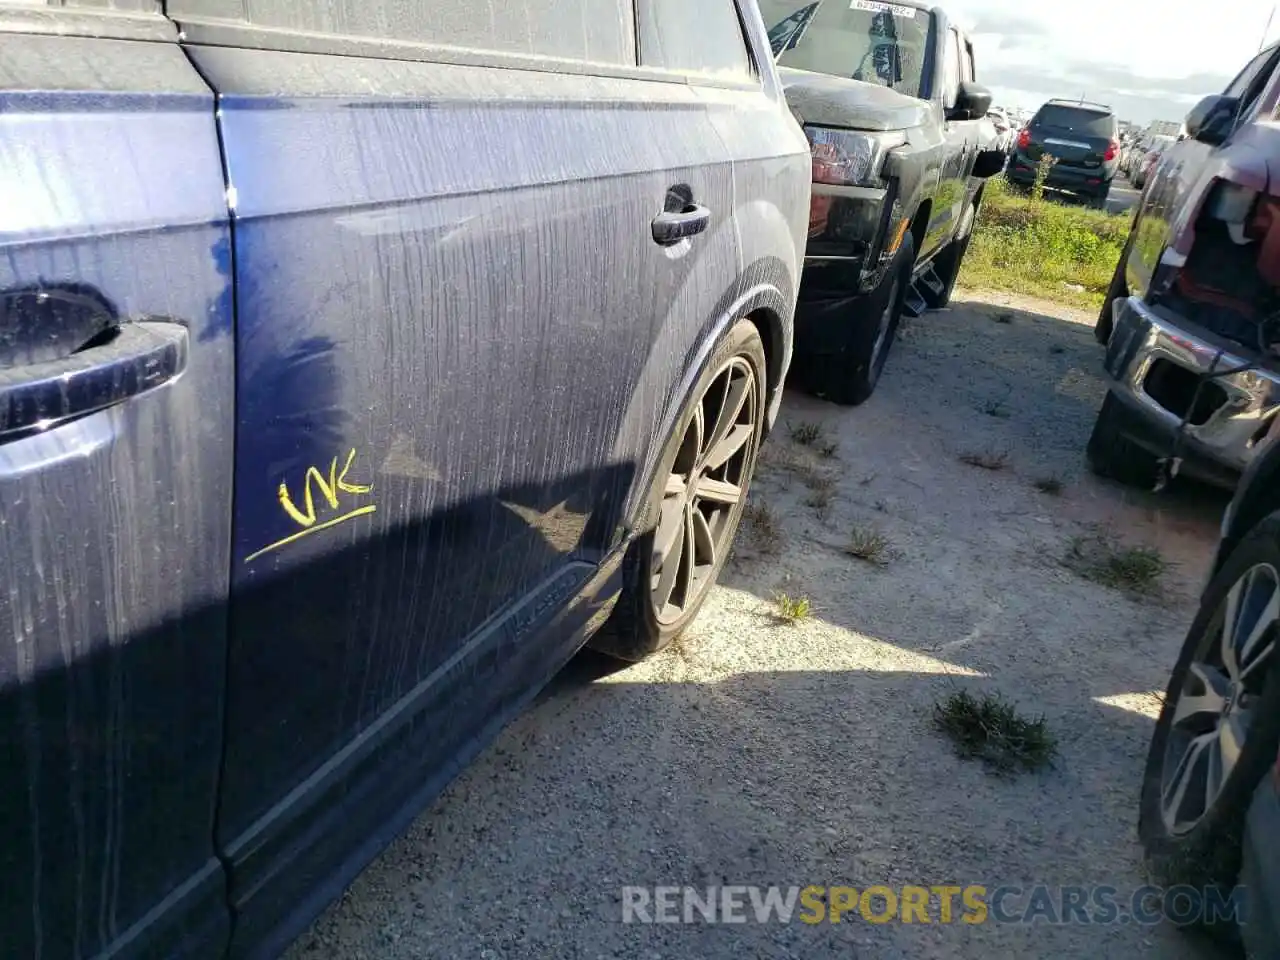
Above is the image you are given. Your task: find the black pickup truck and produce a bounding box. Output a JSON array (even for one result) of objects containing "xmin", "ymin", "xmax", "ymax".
[{"xmin": 763, "ymin": 0, "xmax": 1004, "ymax": 404}]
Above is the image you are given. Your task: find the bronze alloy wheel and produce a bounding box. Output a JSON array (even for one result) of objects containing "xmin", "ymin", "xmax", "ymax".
[{"xmin": 649, "ymin": 355, "xmax": 758, "ymax": 625}]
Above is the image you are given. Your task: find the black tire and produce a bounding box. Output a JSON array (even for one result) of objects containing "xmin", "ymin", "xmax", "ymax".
[
  {"xmin": 1086, "ymin": 392, "xmax": 1161, "ymax": 488},
  {"xmin": 1097, "ymin": 206, "xmax": 1141, "ymax": 344},
  {"xmin": 800, "ymin": 231, "xmax": 916, "ymax": 407},
  {"xmin": 1095, "ymin": 256, "xmax": 1127, "ymax": 344},
  {"xmin": 921, "ymin": 200, "xmax": 978, "ymax": 311},
  {"xmin": 1139, "ymin": 513, "xmax": 1280, "ymax": 936},
  {"xmin": 589, "ymin": 319, "xmax": 767, "ymax": 661}
]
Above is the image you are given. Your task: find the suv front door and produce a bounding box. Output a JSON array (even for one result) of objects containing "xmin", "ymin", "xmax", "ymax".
[
  {"xmin": 0, "ymin": 9, "xmax": 235, "ymax": 958},
  {"xmin": 926, "ymin": 24, "xmax": 977, "ymax": 259}
]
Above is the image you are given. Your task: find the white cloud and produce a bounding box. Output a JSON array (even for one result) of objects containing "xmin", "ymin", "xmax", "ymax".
[{"xmin": 945, "ymin": 0, "xmax": 1279, "ymax": 123}]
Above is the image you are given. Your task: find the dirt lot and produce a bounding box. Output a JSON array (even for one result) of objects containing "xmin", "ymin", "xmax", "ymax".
[{"xmin": 288, "ymin": 289, "xmax": 1237, "ymax": 960}]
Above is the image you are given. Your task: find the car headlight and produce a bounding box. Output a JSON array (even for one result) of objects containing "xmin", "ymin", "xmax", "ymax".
[{"xmin": 805, "ymin": 127, "xmax": 905, "ymax": 187}]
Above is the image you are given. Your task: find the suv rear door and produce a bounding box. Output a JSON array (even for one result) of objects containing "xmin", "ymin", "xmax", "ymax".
[{"xmin": 0, "ymin": 2, "xmax": 235, "ymax": 956}]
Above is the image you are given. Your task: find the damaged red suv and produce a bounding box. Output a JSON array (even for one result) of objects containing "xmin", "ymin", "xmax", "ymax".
[{"xmin": 1091, "ymin": 43, "xmax": 1280, "ymax": 491}]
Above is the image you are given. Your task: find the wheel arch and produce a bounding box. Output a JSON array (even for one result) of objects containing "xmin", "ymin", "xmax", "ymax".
[
  {"xmin": 747, "ymin": 304, "xmax": 784, "ymax": 431},
  {"xmin": 1218, "ymin": 439, "xmax": 1280, "ymax": 579},
  {"xmin": 909, "ymin": 199, "xmax": 931, "ymax": 255},
  {"xmin": 612, "ymin": 262, "xmax": 795, "ymax": 543},
  {"xmin": 968, "ymin": 183, "xmax": 986, "ymax": 223}
]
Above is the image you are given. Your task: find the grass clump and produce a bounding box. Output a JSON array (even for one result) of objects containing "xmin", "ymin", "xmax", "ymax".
[
  {"xmin": 772, "ymin": 593, "xmax": 812, "ymax": 625},
  {"xmin": 960, "ymin": 175, "xmax": 1128, "ymax": 310},
  {"xmin": 805, "ymin": 481, "xmax": 835, "ymax": 519},
  {"xmin": 934, "ymin": 689, "xmax": 1057, "ymax": 774},
  {"xmin": 1033, "ymin": 475, "xmax": 1064, "ymax": 496},
  {"xmin": 846, "ymin": 525, "xmax": 891, "ymax": 566},
  {"xmin": 741, "ymin": 501, "xmax": 782, "ymax": 556},
  {"xmin": 759, "ymin": 444, "xmax": 833, "ymax": 493},
  {"xmin": 790, "ymin": 421, "xmax": 826, "ymax": 447},
  {"xmin": 1066, "ymin": 534, "xmax": 1167, "ymax": 593},
  {"xmin": 958, "ymin": 448, "xmax": 1009, "ymax": 471}
]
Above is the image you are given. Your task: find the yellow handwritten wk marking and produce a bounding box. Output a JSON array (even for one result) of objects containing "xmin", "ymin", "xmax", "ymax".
[{"xmin": 244, "ymin": 448, "xmax": 376, "ymax": 563}]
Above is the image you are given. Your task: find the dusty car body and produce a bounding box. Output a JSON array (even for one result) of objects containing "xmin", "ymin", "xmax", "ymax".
[
  {"xmin": 759, "ymin": 0, "xmax": 1004, "ymax": 406},
  {"xmin": 1090, "ymin": 43, "xmax": 1280, "ymax": 490},
  {"xmin": 0, "ymin": 0, "xmax": 809, "ymax": 956}
]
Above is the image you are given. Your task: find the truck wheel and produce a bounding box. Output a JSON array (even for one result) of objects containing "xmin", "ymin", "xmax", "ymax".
[
  {"xmin": 921, "ymin": 201, "xmax": 977, "ymax": 311},
  {"xmin": 803, "ymin": 232, "xmax": 916, "ymax": 407},
  {"xmin": 1086, "ymin": 392, "xmax": 1161, "ymax": 488}
]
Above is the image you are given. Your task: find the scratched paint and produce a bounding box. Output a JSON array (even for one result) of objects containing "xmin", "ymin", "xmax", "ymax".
[{"xmin": 244, "ymin": 449, "xmax": 376, "ymax": 562}]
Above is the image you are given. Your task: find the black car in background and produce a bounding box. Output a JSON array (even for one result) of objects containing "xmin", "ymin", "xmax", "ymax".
[
  {"xmin": 1007, "ymin": 99, "xmax": 1121, "ymax": 207},
  {"xmin": 760, "ymin": 0, "xmax": 1003, "ymax": 406}
]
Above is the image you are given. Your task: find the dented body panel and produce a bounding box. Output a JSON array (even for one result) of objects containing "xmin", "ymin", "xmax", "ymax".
[{"xmin": 1102, "ymin": 46, "xmax": 1280, "ymax": 487}]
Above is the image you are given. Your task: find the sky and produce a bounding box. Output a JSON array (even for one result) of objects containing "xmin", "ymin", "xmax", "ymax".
[{"xmin": 945, "ymin": 0, "xmax": 1280, "ymax": 125}]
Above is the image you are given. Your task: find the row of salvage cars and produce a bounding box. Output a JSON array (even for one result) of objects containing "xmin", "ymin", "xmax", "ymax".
[{"xmin": 1090, "ymin": 42, "xmax": 1280, "ymax": 960}]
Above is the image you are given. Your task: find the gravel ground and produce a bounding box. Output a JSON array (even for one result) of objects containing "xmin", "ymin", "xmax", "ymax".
[{"xmin": 288, "ymin": 289, "xmax": 1238, "ymax": 960}]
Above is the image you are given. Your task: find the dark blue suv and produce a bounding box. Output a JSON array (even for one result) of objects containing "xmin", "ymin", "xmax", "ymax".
[{"xmin": 0, "ymin": 1, "xmax": 809, "ymax": 956}]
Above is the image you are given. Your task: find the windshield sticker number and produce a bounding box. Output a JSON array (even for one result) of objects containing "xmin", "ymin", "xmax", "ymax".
[{"xmin": 850, "ymin": 0, "xmax": 920, "ymax": 17}]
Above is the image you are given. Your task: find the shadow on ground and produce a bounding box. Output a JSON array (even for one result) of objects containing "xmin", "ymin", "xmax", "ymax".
[
  {"xmin": 289, "ymin": 291, "xmax": 1238, "ymax": 960},
  {"xmin": 292, "ymin": 642, "xmax": 1238, "ymax": 960}
]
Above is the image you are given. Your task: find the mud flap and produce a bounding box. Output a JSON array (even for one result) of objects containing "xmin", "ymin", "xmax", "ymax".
[{"xmin": 793, "ymin": 291, "xmax": 862, "ymax": 355}]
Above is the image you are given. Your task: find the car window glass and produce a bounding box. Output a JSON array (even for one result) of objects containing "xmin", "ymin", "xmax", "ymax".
[
  {"xmin": 1225, "ymin": 48, "xmax": 1275, "ymax": 99},
  {"xmin": 940, "ymin": 27, "xmax": 961, "ymax": 107},
  {"xmin": 760, "ymin": 0, "xmax": 932, "ymax": 100},
  {"xmin": 1032, "ymin": 105, "xmax": 1114, "ymax": 137},
  {"xmin": 639, "ymin": 0, "xmax": 752, "ymax": 77},
  {"xmin": 165, "ymin": 0, "xmax": 636, "ymax": 64},
  {"xmin": 962, "ymin": 37, "xmax": 975, "ymax": 83},
  {"xmin": 1238, "ymin": 50, "xmax": 1280, "ymax": 116}
]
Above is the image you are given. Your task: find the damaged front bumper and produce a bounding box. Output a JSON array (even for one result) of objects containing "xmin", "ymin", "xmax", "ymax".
[
  {"xmin": 795, "ymin": 183, "xmax": 905, "ymax": 355},
  {"xmin": 1102, "ymin": 295, "xmax": 1280, "ymax": 485}
]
